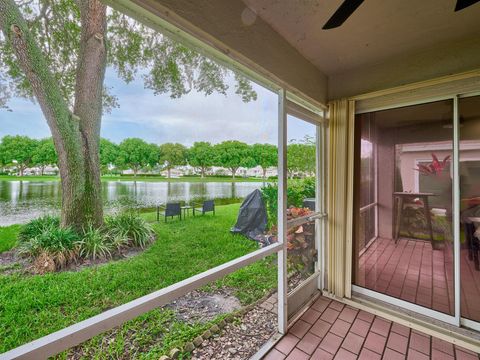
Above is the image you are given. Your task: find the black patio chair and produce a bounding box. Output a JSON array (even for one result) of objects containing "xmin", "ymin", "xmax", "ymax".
[
  {"xmin": 157, "ymin": 202, "xmax": 182, "ymax": 222},
  {"xmin": 193, "ymin": 200, "xmax": 215, "ymax": 216}
]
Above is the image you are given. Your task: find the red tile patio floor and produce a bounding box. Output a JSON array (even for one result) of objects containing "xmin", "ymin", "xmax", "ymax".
[
  {"xmin": 356, "ymin": 237, "xmax": 480, "ymax": 321},
  {"xmin": 262, "ymin": 296, "xmax": 480, "ymax": 360}
]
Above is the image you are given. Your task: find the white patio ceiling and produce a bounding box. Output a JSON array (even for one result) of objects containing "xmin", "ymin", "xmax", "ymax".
[
  {"xmin": 125, "ymin": 0, "xmax": 480, "ymax": 100},
  {"xmin": 242, "ymin": 0, "xmax": 480, "ymax": 75}
]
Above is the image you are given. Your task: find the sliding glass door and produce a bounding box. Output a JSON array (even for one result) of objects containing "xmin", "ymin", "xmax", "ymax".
[
  {"xmin": 353, "ymin": 94, "xmax": 480, "ymax": 328},
  {"xmin": 459, "ymin": 95, "xmax": 480, "ymax": 327}
]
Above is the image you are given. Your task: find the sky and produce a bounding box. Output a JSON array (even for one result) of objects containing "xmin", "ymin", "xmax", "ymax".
[{"xmin": 0, "ymin": 67, "xmax": 316, "ymax": 146}]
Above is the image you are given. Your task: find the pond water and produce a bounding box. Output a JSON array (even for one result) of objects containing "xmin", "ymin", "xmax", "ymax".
[{"xmin": 0, "ymin": 180, "xmax": 267, "ymax": 226}]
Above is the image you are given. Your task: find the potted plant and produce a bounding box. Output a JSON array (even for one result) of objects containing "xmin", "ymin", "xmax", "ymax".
[{"xmin": 415, "ymin": 153, "xmax": 452, "ymax": 249}]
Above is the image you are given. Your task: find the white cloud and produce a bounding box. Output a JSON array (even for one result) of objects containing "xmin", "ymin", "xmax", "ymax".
[
  {"xmin": 101, "ymin": 70, "xmax": 279, "ymax": 145},
  {"xmin": 1, "ymin": 68, "xmax": 315, "ymax": 146}
]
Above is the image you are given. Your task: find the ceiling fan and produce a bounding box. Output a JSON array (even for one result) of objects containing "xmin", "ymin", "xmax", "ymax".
[{"xmin": 322, "ymin": 0, "xmax": 480, "ymax": 30}]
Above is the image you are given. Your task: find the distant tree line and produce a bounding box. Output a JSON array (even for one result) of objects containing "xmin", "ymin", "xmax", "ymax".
[{"xmin": 0, "ymin": 135, "xmax": 315, "ymax": 178}]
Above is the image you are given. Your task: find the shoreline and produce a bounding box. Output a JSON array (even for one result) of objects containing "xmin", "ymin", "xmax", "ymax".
[{"xmin": 0, "ymin": 175, "xmax": 272, "ymax": 183}]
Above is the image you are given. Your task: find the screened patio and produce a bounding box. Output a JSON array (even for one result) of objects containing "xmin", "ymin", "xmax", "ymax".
[{"xmin": 2, "ymin": 0, "xmax": 480, "ymax": 359}]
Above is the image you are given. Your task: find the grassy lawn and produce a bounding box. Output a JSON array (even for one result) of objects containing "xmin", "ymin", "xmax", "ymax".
[
  {"xmin": 0, "ymin": 204, "xmax": 277, "ymax": 356},
  {"xmin": 0, "ymin": 225, "xmax": 21, "ymax": 253},
  {"xmin": 0, "ymin": 175, "xmax": 268, "ymax": 183}
]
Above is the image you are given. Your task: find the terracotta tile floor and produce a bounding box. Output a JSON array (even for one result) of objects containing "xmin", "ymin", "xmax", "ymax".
[
  {"xmin": 263, "ymin": 297, "xmax": 480, "ymax": 360},
  {"xmin": 355, "ymin": 237, "xmax": 480, "ymax": 321},
  {"xmin": 356, "ymin": 237, "xmax": 455, "ymax": 315}
]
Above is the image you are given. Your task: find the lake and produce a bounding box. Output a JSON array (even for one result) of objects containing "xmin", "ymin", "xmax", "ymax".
[{"xmin": 0, "ymin": 180, "xmax": 267, "ymax": 226}]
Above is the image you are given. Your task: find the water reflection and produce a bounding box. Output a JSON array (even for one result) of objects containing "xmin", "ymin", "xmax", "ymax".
[{"xmin": 0, "ymin": 180, "xmax": 266, "ymax": 226}]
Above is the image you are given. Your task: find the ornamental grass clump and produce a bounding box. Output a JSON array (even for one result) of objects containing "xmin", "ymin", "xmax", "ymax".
[
  {"xmin": 18, "ymin": 215, "xmax": 60, "ymax": 242},
  {"xmin": 78, "ymin": 224, "xmax": 113, "ymax": 260},
  {"xmin": 17, "ymin": 212, "xmax": 155, "ymax": 273},
  {"xmin": 18, "ymin": 221, "xmax": 80, "ymax": 273},
  {"xmin": 105, "ymin": 212, "xmax": 154, "ymax": 249}
]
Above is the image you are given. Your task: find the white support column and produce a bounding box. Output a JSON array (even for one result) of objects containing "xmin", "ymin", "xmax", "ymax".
[
  {"xmin": 277, "ymin": 88, "xmax": 288, "ymax": 334},
  {"xmin": 453, "ymin": 95, "xmax": 461, "ymax": 326},
  {"xmin": 315, "ymin": 120, "xmax": 323, "ymax": 290},
  {"xmin": 321, "ymin": 109, "xmax": 328, "ymax": 291}
]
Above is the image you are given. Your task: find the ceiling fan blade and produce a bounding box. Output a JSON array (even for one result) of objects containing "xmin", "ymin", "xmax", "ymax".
[
  {"xmin": 455, "ymin": 0, "xmax": 480, "ymax": 11},
  {"xmin": 322, "ymin": 0, "xmax": 365, "ymax": 30}
]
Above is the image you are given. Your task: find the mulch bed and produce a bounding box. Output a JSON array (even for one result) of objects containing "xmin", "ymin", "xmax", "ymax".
[{"xmin": 0, "ymin": 246, "xmax": 145, "ymax": 275}]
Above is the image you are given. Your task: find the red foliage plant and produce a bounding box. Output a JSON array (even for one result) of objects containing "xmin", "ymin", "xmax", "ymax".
[{"xmin": 415, "ymin": 153, "xmax": 450, "ymax": 177}]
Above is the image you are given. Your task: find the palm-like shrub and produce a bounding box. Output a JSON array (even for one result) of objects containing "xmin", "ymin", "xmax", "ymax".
[
  {"xmin": 106, "ymin": 212, "xmax": 154, "ymax": 248},
  {"xmin": 18, "ymin": 215, "xmax": 60, "ymax": 242},
  {"xmin": 77, "ymin": 224, "xmax": 113, "ymax": 260},
  {"xmin": 18, "ymin": 226, "xmax": 80, "ymax": 271},
  {"xmin": 17, "ymin": 212, "xmax": 155, "ymax": 273}
]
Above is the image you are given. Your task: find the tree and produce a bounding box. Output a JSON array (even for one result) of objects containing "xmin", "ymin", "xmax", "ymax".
[
  {"xmin": 0, "ymin": 0, "xmax": 256, "ymax": 230},
  {"xmin": 159, "ymin": 143, "xmax": 187, "ymax": 178},
  {"xmin": 0, "ymin": 135, "xmax": 38, "ymax": 176},
  {"xmin": 187, "ymin": 141, "xmax": 214, "ymax": 178},
  {"xmin": 287, "ymin": 135, "xmax": 316, "ymax": 177},
  {"xmin": 251, "ymin": 143, "xmax": 277, "ymax": 178},
  {"xmin": 32, "ymin": 137, "xmax": 57, "ymax": 175},
  {"xmin": 99, "ymin": 138, "xmax": 119, "ymax": 174},
  {"xmin": 117, "ymin": 138, "xmax": 158, "ymax": 176},
  {"xmin": 214, "ymin": 141, "xmax": 254, "ymax": 179}
]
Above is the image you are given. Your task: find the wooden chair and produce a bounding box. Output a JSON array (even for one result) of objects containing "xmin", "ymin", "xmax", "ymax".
[
  {"xmin": 157, "ymin": 202, "xmax": 182, "ymax": 222},
  {"xmin": 193, "ymin": 200, "xmax": 215, "ymax": 216}
]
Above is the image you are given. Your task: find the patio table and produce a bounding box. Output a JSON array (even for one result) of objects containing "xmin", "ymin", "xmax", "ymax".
[{"xmin": 181, "ymin": 205, "xmax": 192, "ymax": 218}]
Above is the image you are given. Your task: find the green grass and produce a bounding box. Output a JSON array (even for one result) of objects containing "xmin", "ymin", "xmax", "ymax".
[
  {"xmin": 0, "ymin": 204, "xmax": 277, "ymax": 355},
  {"xmin": 0, "ymin": 175, "xmax": 267, "ymax": 183},
  {"xmin": 0, "ymin": 225, "xmax": 21, "ymax": 253},
  {"xmin": 55, "ymin": 308, "xmax": 220, "ymax": 359}
]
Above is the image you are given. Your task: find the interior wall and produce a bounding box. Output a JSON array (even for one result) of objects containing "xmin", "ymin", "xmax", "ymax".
[
  {"xmin": 127, "ymin": 0, "xmax": 328, "ymax": 105},
  {"xmin": 329, "ymin": 35, "xmax": 480, "ymax": 100}
]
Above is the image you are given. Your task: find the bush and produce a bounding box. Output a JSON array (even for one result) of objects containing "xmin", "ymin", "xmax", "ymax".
[
  {"xmin": 18, "ymin": 215, "xmax": 60, "ymax": 242},
  {"xmin": 261, "ymin": 177, "xmax": 316, "ymax": 226},
  {"xmin": 18, "ymin": 226, "xmax": 80, "ymax": 271},
  {"xmin": 106, "ymin": 212, "xmax": 154, "ymax": 248},
  {"xmin": 17, "ymin": 212, "xmax": 154, "ymax": 273},
  {"xmin": 77, "ymin": 224, "xmax": 113, "ymax": 260}
]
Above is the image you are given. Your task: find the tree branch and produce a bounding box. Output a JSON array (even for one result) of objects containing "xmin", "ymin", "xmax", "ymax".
[{"xmin": 0, "ymin": 0, "xmax": 79, "ymax": 148}]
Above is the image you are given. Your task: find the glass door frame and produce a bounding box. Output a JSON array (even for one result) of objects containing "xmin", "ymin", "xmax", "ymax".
[
  {"xmin": 359, "ymin": 120, "xmax": 379, "ymax": 256},
  {"xmin": 278, "ymin": 90, "xmax": 328, "ymax": 325},
  {"xmin": 351, "ymin": 91, "xmax": 480, "ymax": 329},
  {"xmin": 458, "ymin": 92, "xmax": 480, "ymax": 332}
]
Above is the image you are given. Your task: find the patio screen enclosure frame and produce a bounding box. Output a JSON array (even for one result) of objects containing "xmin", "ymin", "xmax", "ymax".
[{"xmin": 0, "ymin": 4, "xmax": 328, "ymax": 360}]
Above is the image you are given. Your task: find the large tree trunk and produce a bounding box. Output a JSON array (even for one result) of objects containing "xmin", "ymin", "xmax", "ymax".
[
  {"xmin": 71, "ymin": 0, "xmax": 107, "ymax": 228},
  {"xmin": 0, "ymin": 0, "xmax": 107, "ymax": 230}
]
